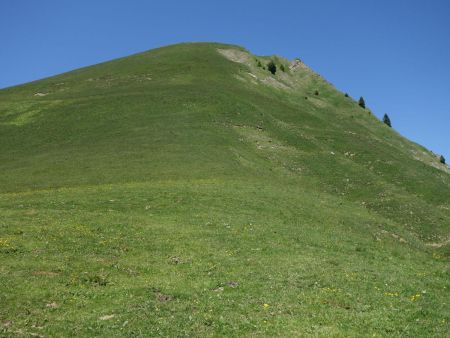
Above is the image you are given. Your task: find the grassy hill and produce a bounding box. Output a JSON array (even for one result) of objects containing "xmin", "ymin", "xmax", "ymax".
[{"xmin": 0, "ymin": 42, "xmax": 449, "ymax": 337}]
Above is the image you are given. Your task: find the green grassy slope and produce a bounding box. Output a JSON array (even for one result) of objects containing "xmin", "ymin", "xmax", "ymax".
[{"xmin": 0, "ymin": 42, "xmax": 449, "ymax": 337}]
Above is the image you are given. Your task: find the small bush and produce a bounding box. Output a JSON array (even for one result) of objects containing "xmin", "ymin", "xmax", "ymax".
[
  {"xmin": 280, "ymin": 64, "xmax": 285, "ymax": 72},
  {"xmin": 358, "ymin": 97, "xmax": 366, "ymax": 109},
  {"xmin": 314, "ymin": 90, "xmax": 319, "ymax": 96},
  {"xmin": 267, "ymin": 60, "xmax": 277, "ymax": 75},
  {"xmin": 345, "ymin": 93, "xmax": 349, "ymax": 97},
  {"xmin": 440, "ymin": 155, "xmax": 446, "ymax": 164},
  {"xmin": 257, "ymin": 60, "xmax": 262, "ymax": 68}
]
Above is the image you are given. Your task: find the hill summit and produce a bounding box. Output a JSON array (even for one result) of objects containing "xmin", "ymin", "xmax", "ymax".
[{"xmin": 0, "ymin": 43, "xmax": 449, "ymax": 336}]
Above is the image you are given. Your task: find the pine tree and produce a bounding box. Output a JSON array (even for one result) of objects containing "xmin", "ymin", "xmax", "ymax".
[
  {"xmin": 383, "ymin": 113, "xmax": 392, "ymax": 127},
  {"xmin": 267, "ymin": 60, "xmax": 277, "ymax": 75},
  {"xmin": 440, "ymin": 155, "xmax": 446, "ymax": 165},
  {"xmin": 358, "ymin": 97, "xmax": 365, "ymax": 109}
]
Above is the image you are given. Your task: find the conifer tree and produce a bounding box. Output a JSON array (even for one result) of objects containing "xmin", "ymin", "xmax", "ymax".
[
  {"xmin": 267, "ymin": 60, "xmax": 277, "ymax": 75},
  {"xmin": 383, "ymin": 113, "xmax": 392, "ymax": 127},
  {"xmin": 358, "ymin": 97, "xmax": 365, "ymax": 109},
  {"xmin": 440, "ymin": 155, "xmax": 446, "ymax": 165}
]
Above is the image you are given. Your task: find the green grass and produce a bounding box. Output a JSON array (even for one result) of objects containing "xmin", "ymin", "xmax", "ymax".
[{"xmin": 0, "ymin": 42, "xmax": 449, "ymax": 337}]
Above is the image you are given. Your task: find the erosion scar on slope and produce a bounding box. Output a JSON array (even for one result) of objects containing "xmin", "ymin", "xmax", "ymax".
[{"xmin": 217, "ymin": 48, "xmax": 250, "ymax": 64}]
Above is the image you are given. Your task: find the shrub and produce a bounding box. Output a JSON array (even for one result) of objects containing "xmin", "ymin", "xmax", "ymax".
[
  {"xmin": 257, "ymin": 60, "xmax": 262, "ymax": 68},
  {"xmin": 440, "ymin": 155, "xmax": 446, "ymax": 164},
  {"xmin": 314, "ymin": 90, "xmax": 319, "ymax": 95},
  {"xmin": 383, "ymin": 113, "xmax": 392, "ymax": 127},
  {"xmin": 358, "ymin": 97, "xmax": 366, "ymax": 109},
  {"xmin": 345, "ymin": 93, "xmax": 349, "ymax": 97},
  {"xmin": 267, "ymin": 60, "xmax": 277, "ymax": 75},
  {"xmin": 280, "ymin": 64, "xmax": 285, "ymax": 72}
]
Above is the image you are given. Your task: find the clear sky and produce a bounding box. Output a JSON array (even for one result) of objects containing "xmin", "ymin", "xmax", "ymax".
[{"xmin": 1, "ymin": 0, "xmax": 449, "ymax": 159}]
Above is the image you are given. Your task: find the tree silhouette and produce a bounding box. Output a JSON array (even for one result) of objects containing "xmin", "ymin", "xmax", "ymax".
[
  {"xmin": 383, "ymin": 113, "xmax": 392, "ymax": 127},
  {"xmin": 358, "ymin": 97, "xmax": 365, "ymax": 109},
  {"xmin": 267, "ymin": 60, "xmax": 277, "ymax": 75}
]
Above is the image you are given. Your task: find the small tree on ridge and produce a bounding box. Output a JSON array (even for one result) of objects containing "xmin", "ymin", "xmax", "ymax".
[
  {"xmin": 267, "ymin": 60, "xmax": 277, "ymax": 75},
  {"xmin": 358, "ymin": 97, "xmax": 365, "ymax": 109},
  {"xmin": 383, "ymin": 113, "xmax": 392, "ymax": 127}
]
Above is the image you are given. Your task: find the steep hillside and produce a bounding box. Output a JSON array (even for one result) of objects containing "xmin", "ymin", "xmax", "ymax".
[{"xmin": 0, "ymin": 43, "xmax": 449, "ymax": 337}]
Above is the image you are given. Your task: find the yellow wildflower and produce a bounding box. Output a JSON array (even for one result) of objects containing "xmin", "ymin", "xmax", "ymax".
[
  {"xmin": 410, "ymin": 294, "xmax": 421, "ymax": 301},
  {"xmin": 384, "ymin": 292, "xmax": 399, "ymax": 297},
  {"xmin": 0, "ymin": 238, "xmax": 11, "ymax": 248}
]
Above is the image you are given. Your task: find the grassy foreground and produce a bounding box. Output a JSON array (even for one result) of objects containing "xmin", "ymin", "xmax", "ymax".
[{"xmin": 0, "ymin": 43, "xmax": 449, "ymax": 336}]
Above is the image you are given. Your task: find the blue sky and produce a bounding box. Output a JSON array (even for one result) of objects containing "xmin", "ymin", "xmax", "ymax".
[{"xmin": 1, "ymin": 0, "xmax": 449, "ymax": 158}]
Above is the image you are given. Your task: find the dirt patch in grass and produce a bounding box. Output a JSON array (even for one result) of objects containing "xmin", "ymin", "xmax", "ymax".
[
  {"xmin": 156, "ymin": 292, "xmax": 173, "ymax": 302},
  {"xmin": 169, "ymin": 256, "xmax": 182, "ymax": 264},
  {"xmin": 32, "ymin": 271, "xmax": 59, "ymax": 278},
  {"xmin": 261, "ymin": 76, "xmax": 290, "ymax": 90},
  {"xmin": 426, "ymin": 237, "xmax": 450, "ymax": 248},
  {"xmin": 99, "ymin": 314, "xmax": 115, "ymax": 321},
  {"xmin": 217, "ymin": 48, "xmax": 250, "ymax": 64},
  {"xmin": 46, "ymin": 302, "xmax": 59, "ymax": 309}
]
